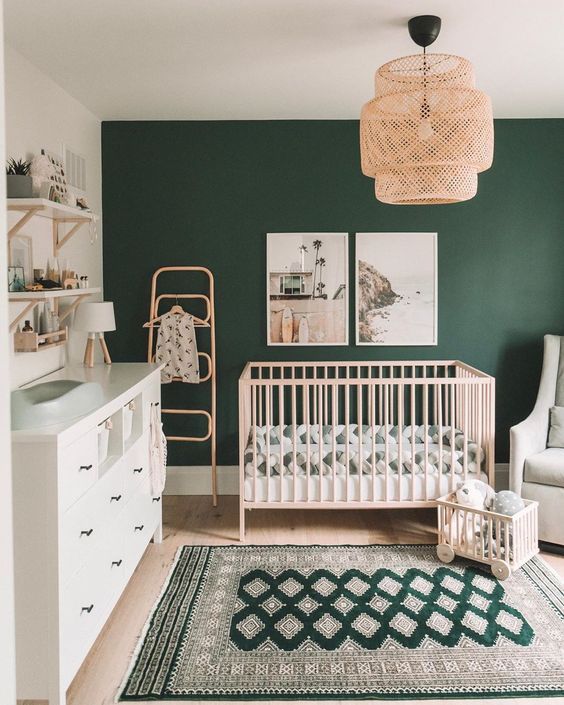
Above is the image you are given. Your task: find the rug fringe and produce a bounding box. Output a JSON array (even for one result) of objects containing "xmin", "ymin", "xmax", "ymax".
[{"xmin": 115, "ymin": 545, "xmax": 185, "ymax": 703}]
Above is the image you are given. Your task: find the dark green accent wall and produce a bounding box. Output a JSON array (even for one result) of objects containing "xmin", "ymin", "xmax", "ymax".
[{"xmin": 102, "ymin": 120, "xmax": 564, "ymax": 466}]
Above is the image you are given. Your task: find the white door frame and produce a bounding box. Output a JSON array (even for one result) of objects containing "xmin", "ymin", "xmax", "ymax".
[{"xmin": 0, "ymin": 1, "xmax": 17, "ymax": 702}]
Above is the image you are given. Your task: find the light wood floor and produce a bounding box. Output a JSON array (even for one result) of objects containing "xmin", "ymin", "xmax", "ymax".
[{"xmin": 23, "ymin": 495, "xmax": 564, "ymax": 705}]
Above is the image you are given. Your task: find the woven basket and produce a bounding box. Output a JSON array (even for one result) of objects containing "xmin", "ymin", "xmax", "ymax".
[{"xmin": 360, "ymin": 54, "xmax": 494, "ymax": 205}]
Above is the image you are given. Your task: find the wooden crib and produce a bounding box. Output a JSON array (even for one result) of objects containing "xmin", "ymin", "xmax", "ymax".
[{"xmin": 238, "ymin": 361, "xmax": 495, "ymax": 540}]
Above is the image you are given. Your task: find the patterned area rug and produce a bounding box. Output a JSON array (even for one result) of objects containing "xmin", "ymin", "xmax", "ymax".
[{"xmin": 119, "ymin": 545, "xmax": 564, "ymax": 700}]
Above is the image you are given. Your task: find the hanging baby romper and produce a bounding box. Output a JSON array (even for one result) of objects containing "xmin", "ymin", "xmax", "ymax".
[{"xmin": 155, "ymin": 310, "xmax": 200, "ymax": 384}]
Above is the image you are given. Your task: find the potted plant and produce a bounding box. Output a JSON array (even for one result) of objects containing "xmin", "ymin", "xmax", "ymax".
[{"xmin": 6, "ymin": 157, "xmax": 33, "ymax": 198}]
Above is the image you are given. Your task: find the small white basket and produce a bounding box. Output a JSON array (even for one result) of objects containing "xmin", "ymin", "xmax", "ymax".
[
  {"xmin": 123, "ymin": 400, "xmax": 136, "ymax": 442},
  {"xmin": 436, "ymin": 492, "xmax": 539, "ymax": 580},
  {"xmin": 97, "ymin": 418, "xmax": 113, "ymax": 464}
]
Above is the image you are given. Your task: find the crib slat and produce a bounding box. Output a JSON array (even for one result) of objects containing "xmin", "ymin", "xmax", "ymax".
[
  {"xmin": 345, "ymin": 376, "xmax": 350, "ymax": 503},
  {"xmin": 358, "ymin": 383, "xmax": 363, "ymax": 502},
  {"xmin": 371, "ymin": 384, "xmax": 376, "ymax": 503},
  {"xmin": 450, "ymin": 383, "xmax": 455, "ymax": 495},
  {"xmin": 252, "ymin": 384, "xmax": 257, "ymax": 503},
  {"xmin": 279, "ymin": 384, "xmax": 284, "ymax": 503},
  {"xmin": 410, "ymin": 383, "xmax": 415, "ymax": 502},
  {"xmin": 305, "ymin": 382, "xmax": 310, "ymax": 502},
  {"xmin": 266, "ymin": 384, "xmax": 271, "ymax": 503},
  {"xmin": 332, "ymin": 383, "xmax": 337, "ymax": 503},
  {"xmin": 384, "ymin": 383, "xmax": 389, "ymax": 502},
  {"xmin": 398, "ymin": 383, "xmax": 403, "ymax": 503},
  {"xmin": 463, "ymin": 383, "xmax": 468, "ymax": 480},
  {"xmin": 437, "ymin": 383, "xmax": 444, "ymax": 492},
  {"xmin": 424, "ymin": 384, "xmax": 429, "ymax": 502},
  {"xmin": 292, "ymin": 383, "xmax": 297, "ymax": 504},
  {"xmin": 319, "ymin": 383, "xmax": 324, "ymax": 502}
]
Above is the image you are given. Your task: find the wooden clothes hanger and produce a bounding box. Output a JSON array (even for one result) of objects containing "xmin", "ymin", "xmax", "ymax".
[{"xmin": 143, "ymin": 295, "xmax": 206, "ymax": 328}]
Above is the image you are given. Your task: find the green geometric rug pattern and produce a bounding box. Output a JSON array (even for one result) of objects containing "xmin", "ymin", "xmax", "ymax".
[
  {"xmin": 231, "ymin": 566, "xmax": 534, "ymax": 652},
  {"xmin": 119, "ymin": 545, "xmax": 564, "ymax": 700}
]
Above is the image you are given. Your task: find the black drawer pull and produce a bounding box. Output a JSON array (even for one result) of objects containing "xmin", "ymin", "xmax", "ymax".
[
  {"xmin": 112, "ymin": 559, "xmax": 123, "ymax": 567},
  {"xmin": 134, "ymin": 524, "xmax": 145, "ymax": 532},
  {"xmin": 79, "ymin": 464, "xmax": 93, "ymax": 472},
  {"xmin": 81, "ymin": 604, "xmax": 94, "ymax": 614},
  {"xmin": 80, "ymin": 528, "xmax": 94, "ymax": 537},
  {"xmin": 152, "ymin": 497, "xmax": 161, "ymax": 503},
  {"xmin": 133, "ymin": 467, "xmax": 143, "ymax": 474},
  {"xmin": 110, "ymin": 494, "xmax": 122, "ymax": 502}
]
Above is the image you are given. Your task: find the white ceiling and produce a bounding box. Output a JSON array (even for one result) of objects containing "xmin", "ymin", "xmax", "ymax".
[{"xmin": 5, "ymin": 0, "xmax": 564, "ymax": 120}]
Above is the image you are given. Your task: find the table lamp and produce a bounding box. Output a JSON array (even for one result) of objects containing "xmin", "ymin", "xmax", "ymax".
[{"xmin": 73, "ymin": 302, "xmax": 116, "ymax": 367}]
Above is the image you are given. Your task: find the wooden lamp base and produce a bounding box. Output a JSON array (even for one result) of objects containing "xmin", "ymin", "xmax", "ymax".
[{"xmin": 83, "ymin": 332, "xmax": 112, "ymax": 367}]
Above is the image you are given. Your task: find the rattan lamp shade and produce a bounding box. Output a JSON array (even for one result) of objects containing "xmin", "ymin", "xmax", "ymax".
[{"xmin": 360, "ymin": 53, "xmax": 493, "ymax": 205}]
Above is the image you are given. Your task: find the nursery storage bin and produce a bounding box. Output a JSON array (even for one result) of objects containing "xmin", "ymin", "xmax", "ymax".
[
  {"xmin": 123, "ymin": 400, "xmax": 136, "ymax": 442},
  {"xmin": 436, "ymin": 492, "xmax": 539, "ymax": 580},
  {"xmin": 97, "ymin": 418, "xmax": 112, "ymax": 464}
]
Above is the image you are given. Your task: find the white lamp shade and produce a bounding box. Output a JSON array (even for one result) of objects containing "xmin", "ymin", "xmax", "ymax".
[{"xmin": 73, "ymin": 302, "xmax": 116, "ymax": 333}]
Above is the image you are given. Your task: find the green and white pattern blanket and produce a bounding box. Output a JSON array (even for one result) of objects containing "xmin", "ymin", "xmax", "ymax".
[
  {"xmin": 245, "ymin": 424, "xmax": 484, "ymax": 477},
  {"xmin": 119, "ymin": 544, "xmax": 564, "ymax": 700}
]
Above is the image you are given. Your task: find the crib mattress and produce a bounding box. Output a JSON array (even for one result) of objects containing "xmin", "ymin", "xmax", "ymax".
[{"xmin": 244, "ymin": 424, "xmax": 484, "ymax": 479}]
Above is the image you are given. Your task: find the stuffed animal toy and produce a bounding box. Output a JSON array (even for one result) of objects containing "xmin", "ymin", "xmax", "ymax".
[
  {"xmin": 489, "ymin": 490, "xmax": 525, "ymax": 559},
  {"xmin": 446, "ymin": 479, "xmax": 495, "ymax": 550}
]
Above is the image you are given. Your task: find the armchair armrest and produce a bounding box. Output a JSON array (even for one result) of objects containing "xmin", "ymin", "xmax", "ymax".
[
  {"xmin": 510, "ymin": 334, "xmax": 560, "ymax": 495},
  {"xmin": 510, "ymin": 410, "xmax": 549, "ymax": 495}
]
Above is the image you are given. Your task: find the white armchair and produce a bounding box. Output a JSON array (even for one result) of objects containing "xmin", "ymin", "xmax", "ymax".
[{"xmin": 510, "ymin": 334, "xmax": 564, "ymax": 546}]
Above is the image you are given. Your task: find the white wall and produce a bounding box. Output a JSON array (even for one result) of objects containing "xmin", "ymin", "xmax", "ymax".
[{"xmin": 5, "ymin": 45, "xmax": 103, "ymax": 388}]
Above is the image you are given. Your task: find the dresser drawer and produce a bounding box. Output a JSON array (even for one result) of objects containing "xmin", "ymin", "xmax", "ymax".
[
  {"xmin": 124, "ymin": 433, "xmax": 150, "ymax": 495},
  {"xmin": 58, "ymin": 430, "xmax": 99, "ymax": 511},
  {"xmin": 61, "ymin": 462, "xmax": 126, "ymax": 583},
  {"xmin": 60, "ymin": 553, "xmax": 111, "ymax": 683},
  {"xmin": 123, "ymin": 492, "xmax": 159, "ymax": 569}
]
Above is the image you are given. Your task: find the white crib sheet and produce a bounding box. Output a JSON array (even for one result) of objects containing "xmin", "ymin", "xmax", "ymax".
[{"xmin": 244, "ymin": 470, "xmax": 489, "ymax": 502}]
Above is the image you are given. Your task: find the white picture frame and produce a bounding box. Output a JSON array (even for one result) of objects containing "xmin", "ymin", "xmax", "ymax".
[
  {"xmin": 355, "ymin": 232, "xmax": 438, "ymax": 346},
  {"xmin": 267, "ymin": 232, "xmax": 349, "ymax": 346}
]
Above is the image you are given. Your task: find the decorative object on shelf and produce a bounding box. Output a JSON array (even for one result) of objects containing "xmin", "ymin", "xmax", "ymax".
[
  {"xmin": 22, "ymin": 320, "xmax": 33, "ymax": 332},
  {"xmin": 29, "ymin": 153, "xmax": 55, "ymax": 195},
  {"xmin": 64, "ymin": 277, "xmax": 79, "ymax": 290},
  {"xmin": 45, "ymin": 256, "xmax": 61, "ymax": 285},
  {"xmin": 76, "ymin": 196, "xmax": 90, "ymax": 211},
  {"xmin": 356, "ymin": 232, "xmax": 437, "ymax": 345},
  {"xmin": 8, "ymin": 265, "xmax": 25, "ymax": 292},
  {"xmin": 267, "ymin": 233, "xmax": 348, "ymax": 345},
  {"xmin": 6, "ymin": 157, "xmax": 33, "ymax": 198},
  {"xmin": 360, "ymin": 15, "xmax": 494, "ymax": 204},
  {"xmin": 41, "ymin": 149, "xmax": 72, "ymax": 205},
  {"xmin": 13, "ymin": 326, "xmax": 68, "ymax": 353},
  {"xmin": 8, "ymin": 234, "xmax": 33, "ymax": 287},
  {"xmin": 74, "ymin": 301, "xmax": 116, "ymax": 367}
]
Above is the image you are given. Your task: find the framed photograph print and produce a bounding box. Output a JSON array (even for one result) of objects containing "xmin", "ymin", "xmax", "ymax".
[
  {"xmin": 355, "ymin": 232, "xmax": 437, "ymax": 346},
  {"xmin": 267, "ymin": 233, "xmax": 348, "ymax": 345},
  {"xmin": 8, "ymin": 266, "xmax": 25, "ymax": 292}
]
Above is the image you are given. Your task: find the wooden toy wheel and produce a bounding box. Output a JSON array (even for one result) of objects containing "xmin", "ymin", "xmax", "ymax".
[
  {"xmin": 436, "ymin": 543, "xmax": 455, "ymax": 563},
  {"xmin": 491, "ymin": 559, "xmax": 511, "ymax": 581}
]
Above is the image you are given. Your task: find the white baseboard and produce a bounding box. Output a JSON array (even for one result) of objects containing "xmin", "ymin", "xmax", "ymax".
[
  {"xmin": 165, "ymin": 463, "xmax": 511, "ymax": 496},
  {"xmin": 164, "ymin": 465, "xmax": 239, "ymax": 495}
]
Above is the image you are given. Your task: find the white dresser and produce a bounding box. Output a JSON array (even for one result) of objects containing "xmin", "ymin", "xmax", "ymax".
[{"xmin": 12, "ymin": 363, "xmax": 163, "ymax": 705}]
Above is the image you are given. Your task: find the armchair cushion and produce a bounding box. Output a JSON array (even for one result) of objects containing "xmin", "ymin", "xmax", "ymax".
[
  {"xmin": 524, "ymin": 448, "xmax": 564, "ymax": 488},
  {"xmin": 547, "ymin": 406, "xmax": 564, "ymax": 447}
]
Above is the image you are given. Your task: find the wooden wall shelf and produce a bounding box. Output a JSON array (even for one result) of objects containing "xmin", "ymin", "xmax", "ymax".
[
  {"xmin": 7, "ymin": 198, "xmax": 98, "ymax": 255},
  {"xmin": 14, "ymin": 327, "xmax": 68, "ymax": 353},
  {"xmin": 9, "ymin": 287, "xmax": 101, "ymax": 333}
]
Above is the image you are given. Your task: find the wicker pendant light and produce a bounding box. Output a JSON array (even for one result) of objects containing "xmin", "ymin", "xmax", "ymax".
[{"xmin": 360, "ymin": 15, "xmax": 494, "ymax": 205}]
